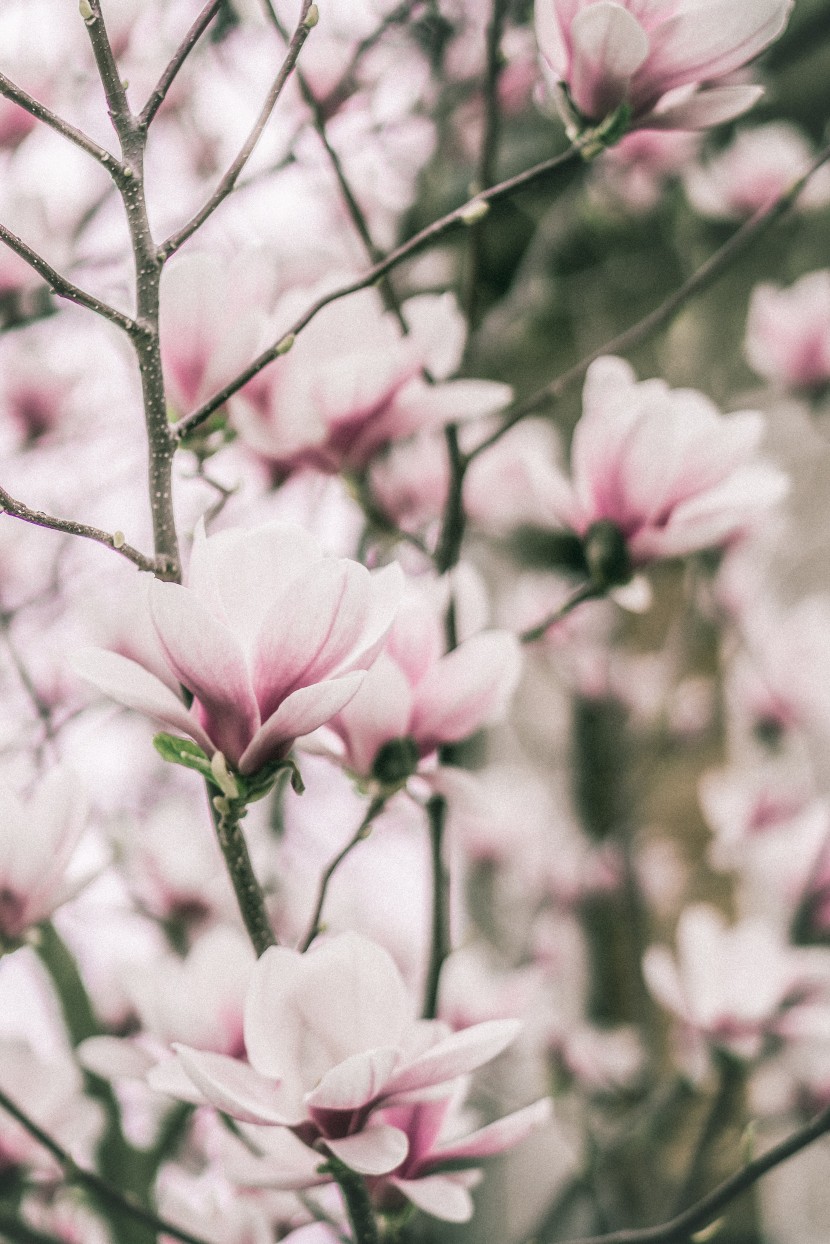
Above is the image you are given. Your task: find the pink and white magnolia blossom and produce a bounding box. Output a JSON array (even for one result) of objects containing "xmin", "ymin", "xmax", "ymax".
[
  {"xmin": 745, "ymin": 270, "xmax": 830, "ymax": 393},
  {"xmin": 643, "ymin": 905, "xmax": 824, "ymax": 1073},
  {"xmin": 535, "ymin": 0, "xmax": 793, "ymax": 132},
  {"xmin": 74, "ymin": 521, "xmax": 403, "ymax": 776},
  {"xmin": 317, "ymin": 583, "xmax": 522, "ymax": 778},
  {"xmin": 230, "ymin": 289, "xmax": 511, "ymax": 478},
  {"xmin": 152, "ymin": 932, "xmax": 525, "ymax": 1179},
  {"xmin": 366, "ymin": 1094, "xmax": 552, "ymax": 1222},
  {"xmin": 538, "ymin": 356, "xmax": 788, "ymax": 567},
  {"xmin": 0, "ymin": 766, "xmax": 89, "ymax": 947}
]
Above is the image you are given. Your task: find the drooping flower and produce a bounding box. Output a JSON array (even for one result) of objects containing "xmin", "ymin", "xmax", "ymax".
[
  {"xmin": 74, "ymin": 522, "xmax": 403, "ymax": 777},
  {"xmin": 532, "ymin": 356, "xmax": 787, "ymax": 572},
  {"xmin": 535, "ymin": 0, "xmax": 793, "ymax": 134},
  {"xmin": 151, "ymin": 932, "xmax": 525, "ymax": 1179}
]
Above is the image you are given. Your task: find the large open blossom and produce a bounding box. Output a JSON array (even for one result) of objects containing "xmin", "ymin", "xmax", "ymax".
[
  {"xmin": 540, "ymin": 356, "xmax": 788, "ymax": 567},
  {"xmin": 535, "ymin": 0, "xmax": 793, "ymax": 132},
  {"xmin": 74, "ymin": 522, "xmax": 403, "ymax": 776},
  {"xmin": 151, "ymin": 932, "xmax": 525, "ymax": 1178}
]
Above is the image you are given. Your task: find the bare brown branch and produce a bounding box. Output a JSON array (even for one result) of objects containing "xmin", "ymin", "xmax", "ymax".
[
  {"xmin": 0, "ymin": 70, "xmax": 122, "ymax": 174},
  {"xmin": 140, "ymin": 0, "xmax": 224, "ymax": 129}
]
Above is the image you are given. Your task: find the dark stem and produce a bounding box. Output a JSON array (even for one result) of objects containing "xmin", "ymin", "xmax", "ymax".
[
  {"xmin": 670, "ymin": 1055, "xmax": 745, "ymax": 1216},
  {"xmin": 209, "ymin": 790, "xmax": 277, "ymax": 956},
  {"xmin": 301, "ymin": 795, "xmax": 386, "ymax": 952},
  {"xmin": 171, "ymin": 141, "xmax": 584, "ymax": 440},
  {"xmin": 469, "ymin": 139, "xmax": 830, "ymax": 461},
  {"xmin": 0, "ymin": 1088, "xmax": 212, "ymax": 1244},
  {"xmin": 433, "ymin": 425, "xmax": 468, "ymax": 575},
  {"xmin": 0, "ymin": 483, "xmax": 160, "ymax": 573},
  {"xmin": 422, "ymin": 794, "xmax": 450, "ymax": 1019},
  {"xmin": 140, "ymin": 0, "xmax": 224, "ymax": 128},
  {"xmin": 520, "ymin": 582, "xmax": 602, "ymax": 643},
  {"xmin": 327, "ymin": 1155, "xmax": 381, "ymax": 1244},
  {"xmin": 160, "ymin": 0, "xmax": 315, "ymax": 259}
]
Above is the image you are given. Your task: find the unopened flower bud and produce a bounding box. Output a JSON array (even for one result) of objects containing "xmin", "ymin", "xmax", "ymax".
[
  {"xmin": 372, "ymin": 736, "xmax": 419, "ymax": 787},
  {"xmin": 458, "ymin": 199, "xmax": 490, "ymax": 226},
  {"xmin": 304, "ymin": 4, "xmax": 320, "ymax": 28},
  {"xmin": 583, "ymin": 520, "xmax": 632, "ymax": 590},
  {"xmin": 79, "ymin": 0, "xmax": 94, "ymax": 21}
]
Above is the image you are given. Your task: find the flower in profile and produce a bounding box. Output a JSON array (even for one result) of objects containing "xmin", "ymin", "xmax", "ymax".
[
  {"xmin": 74, "ymin": 522, "xmax": 403, "ymax": 777},
  {"xmin": 151, "ymin": 932, "xmax": 526, "ymax": 1179},
  {"xmin": 535, "ymin": 356, "xmax": 787, "ymax": 575},
  {"xmin": 535, "ymin": 0, "xmax": 793, "ymax": 135},
  {"xmin": 0, "ymin": 767, "xmax": 88, "ymax": 949}
]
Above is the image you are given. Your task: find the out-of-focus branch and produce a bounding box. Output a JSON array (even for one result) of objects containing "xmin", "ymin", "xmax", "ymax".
[
  {"xmin": 422, "ymin": 793, "xmax": 450, "ymax": 1019},
  {"xmin": 520, "ymin": 583, "xmax": 602, "ymax": 644},
  {"xmin": 468, "ymin": 138, "xmax": 830, "ymax": 462},
  {"xmin": 0, "ymin": 1087, "xmax": 213, "ymax": 1244},
  {"xmin": 0, "ymin": 223, "xmax": 137, "ymax": 335},
  {"xmin": 159, "ymin": 0, "xmax": 317, "ymax": 259},
  {"xmin": 0, "ymin": 70, "xmax": 121, "ymax": 173},
  {"xmin": 554, "ymin": 1104, "xmax": 830, "ymax": 1244},
  {"xmin": 300, "ymin": 795, "xmax": 386, "ymax": 952},
  {"xmin": 0, "ymin": 484, "xmax": 162, "ymax": 573},
  {"xmin": 172, "ymin": 140, "xmax": 584, "ymax": 439},
  {"xmin": 140, "ymin": 0, "xmax": 224, "ymax": 128}
]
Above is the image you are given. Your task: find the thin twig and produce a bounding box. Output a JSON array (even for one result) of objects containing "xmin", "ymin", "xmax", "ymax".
[
  {"xmin": 159, "ymin": 0, "xmax": 316, "ymax": 259},
  {"xmin": 0, "ymin": 70, "xmax": 121, "ymax": 174},
  {"xmin": 0, "ymin": 223, "xmax": 137, "ymax": 336},
  {"xmin": 469, "ymin": 139, "xmax": 830, "ymax": 462},
  {"xmin": 300, "ymin": 795, "xmax": 386, "ymax": 952},
  {"xmin": 140, "ymin": 0, "xmax": 224, "ymax": 128},
  {"xmin": 171, "ymin": 140, "xmax": 584, "ymax": 440},
  {"xmin": 553, "ymin": 1104, "xmax": 830, "ymax": 1244},
  {"xmin": 0, "ymin": 484, "xmax": 161, "ymax": 573},
  {"xmin": 0, "ymin": 1087, "xmax": 213, "ymax": 1244},
  {"xmin": 422, "ymin": 793, "xmax": 450, "ymax": 1019},
  {"xmin": 520, "ymin": 583, "xmax": 602, "ymax": 644}
]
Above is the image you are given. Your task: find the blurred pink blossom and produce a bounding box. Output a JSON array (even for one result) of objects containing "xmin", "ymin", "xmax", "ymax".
[
  {"xmin": 535, "ymin": 0, "xmax": 792, "ymax": 132},
  {"xmin": 745, "ymin": 270, "xmax": 830, "ymax": 393},
  {"xmin": 685, "ymin": 123, "xmax": 830, "ymax": 220},
  {"xmin": 74, "ymin": 521, "xmax": 403, "ymax": 775}
]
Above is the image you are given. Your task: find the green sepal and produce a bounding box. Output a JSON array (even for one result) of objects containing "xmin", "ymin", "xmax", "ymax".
[
  {"xmin": 153, "ymin": 733, "xmax": 215, "ymax": 781},
  {"xmin": 240, "ymin": 757, "xmax": 305, "ymax": 803}
]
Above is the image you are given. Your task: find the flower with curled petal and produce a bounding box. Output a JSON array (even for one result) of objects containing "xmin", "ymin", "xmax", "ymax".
[{"xmin": 74, "ymin": 522, "xmax": 403, "ymax": 778}]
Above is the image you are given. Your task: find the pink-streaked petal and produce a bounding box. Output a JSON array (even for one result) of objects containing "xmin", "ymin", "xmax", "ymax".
[
  {"xmin": 170, "ymin": 1046, "xmax": 296, "ymax": 1125},
  {"xmin": 239, "ymin": 673, "xmax": 366, "ymax": 774},
  {"xmin": 306, "ymin": 1047, "xmax": 399, "ymax": 1112},
  {"xmin": 324, "ymin": 1124, "xmax": 409, "ymax": 1176},
  {"xmin": 391, "ymin": 1174, "xmax": 476, "ymax": 1223},
  {"xmin": 71, "ymin": 648, "xmax": 213, "ymax": 753},
  {"xmin": 569, "ymin": 3, "xmax": 649, "ymax": 120},
  {"xmin": 431, "ymin": 1098, "xmax": 552, "ymax": 1164},
  {"xmin": 411, "ymin": 633, "xmax": 522, "ymax": 751},
  {"xmin": 647, "ymin": 84, "xmax": 764, "ymax": 130},
  {"xmin": 150, "ymin": 579, "xmax": 259, "ymax": 765},
  {"xmin": 382, "ymin": 1019, "xmax": 521, "ymax": 1098},
  {"xmin": 330, "ymin": 655, "xmax": 414, "ymax": 776}
]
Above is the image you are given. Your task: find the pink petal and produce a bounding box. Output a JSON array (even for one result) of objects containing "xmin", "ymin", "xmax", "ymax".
[
  {"xmin": 431, "ymin": 1098, "xmax": 552, "ymax": 1164},
  {"xmin": 171, "ymin": 1045, "xmax": 296, "ymax": 1125},
  {"xmin": 239, "ymin": 672, "xmax": 366, "ymax": 774},
  {"xmin": 72, "ymin": 648, "xmax": 213, "ymax": 752},
  {"xmin": 324, "ymin": 1124, "xmax": 409, "ymax": 1175},
  {"xmin": 382, "ymin": 1019, "xmax": 521, "ymax": 1099},
  {"xmin": 569, "ymin": 3, "xmax": 649, "ymax": 120},
  {"xmin": 150, "ymin": 580, "xmax": 259, "ymax": 765},
  {"xmin": 391, "ymin": 1174, "xmax": 475, "ymax": 1223},
  {"xmin": 306, "ymin": 1048, "xmax": 399, "ymax": 1112},
  {"xmin": 647, "ymin": 84, "xmax": 764, "ymax": 130},
  {"xmin": 411, "ymin": 633, "xmax": 522, "ymax": 752}
]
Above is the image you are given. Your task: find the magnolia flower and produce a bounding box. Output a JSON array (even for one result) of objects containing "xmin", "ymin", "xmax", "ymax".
[
  {"xmin": 535, "ymin": 0, "xmax": 793, "ymax": 133},
  {"xmin": 230, "ymin": 290, "xmax": 511, "ymax": 477},
  {"xmin": 319, "ymin": 584, "xmax": 523, "ymax": 780},
  {"xmin": 367, "ymin": 1094, "xmax": 552, "ymax": 1222},
  {"xmin": 0, "ymin": 767, "xmax": 88, "ymax": 947},
  {"xmin": 152, "ymin": 932, "xmax": 524, "ymax": 1178},
  {"xmin": 745, "ymin": 271, "xmax": 830, "ymax": 393},
  {"xmin": 643, "ymin": 905, "xmax": 823, "ymax": 1071},
  {"xmin": 538, "ymin": 356, "xmax": 787, "ymax": 570},
  {"xmin": 74, "ymin": 522, "xmax": 403, "ymax": 776}
]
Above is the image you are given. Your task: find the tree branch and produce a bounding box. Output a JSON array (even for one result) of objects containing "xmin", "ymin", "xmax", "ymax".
[
  {"xmin": 520, "ymin": 583, "xmax": 602, "ymax": 644},
  {"xmin": 159, "ymin": 0, "xmax": 316, "ymax": 259},
  {"xmin": 140, "ymin": 0, "xmax": 224, "ymax": 129},
  {"xmin": 0, "ymin": 223, "xmax": 138, "ymax": 335},
  {"xmin": 554, "ymin": 1104, "xmax": 830, "ymax": 1244},
  {"xmin": 0, "ymin": 70, "xmax": 121, "ymax": 173},
  {"xmin": 300, "ymin": 795, "xmax": 386, "ymax": 952},
  {"xmin": 171, "ymin": 140, "xmax": 584, "ymax": 440},
  {"xmin": 209, "ymin": 788, "xmax": 277, "ymax": 957},
  {"xmin": 422, "ymin": 793, "xmax": 451, "ymax": 1019},
  {"xmin": 468, "ymin": 139, "xmax": 830, "ymax": 462},
  {"xmin": 0, "ymin": 1087, "xmax": 213, "ymax": 1244},
  {"xmin": 0, "ymin": 484, "xmax": 162, "ymax": 573}
]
